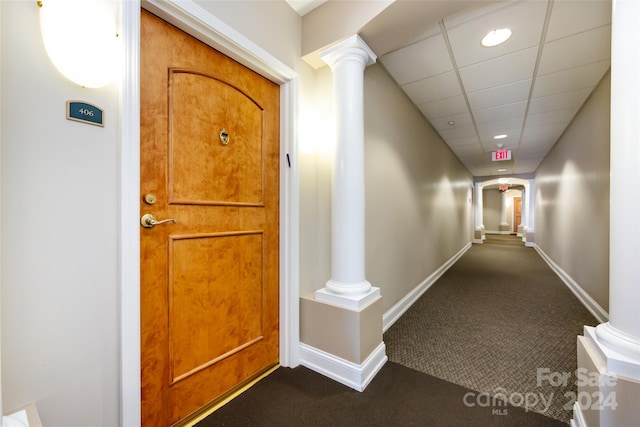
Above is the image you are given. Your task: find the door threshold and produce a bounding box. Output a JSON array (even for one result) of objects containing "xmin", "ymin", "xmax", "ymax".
[{"xmin": 176, "ymin": 363, "xmax": 280, "ymax": 427}]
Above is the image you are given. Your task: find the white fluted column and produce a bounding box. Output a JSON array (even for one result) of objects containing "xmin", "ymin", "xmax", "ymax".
[
  {"xmin": 473, "ymin": 183, "xmax": 485, "ymax": 243},
  {"xmin": 315, "ymin": 35, "xmax": 380, "ymax": 309},
  {"xmin": 597, "ymin": 0, "xmax": 640, "ymax": 359},
  {"xmin": 573, "ymin": 1, "xmax": 640, "ymax": 425},
  {"xmin": 518, "ymin": 188, "xmax": 526, "ymax": 237},
  {"xmin": 524, "ymin": 179, "xmax": 535, "ymax": 247},
  {"xmin": 499, "ymin": 191, "xmax": 510, "ymax": 233}
]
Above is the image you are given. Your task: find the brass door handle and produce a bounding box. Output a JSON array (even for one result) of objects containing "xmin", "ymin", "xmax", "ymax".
[{"xmin": 140, "ymin": 214, "xmax": 177, "ymax": 228}]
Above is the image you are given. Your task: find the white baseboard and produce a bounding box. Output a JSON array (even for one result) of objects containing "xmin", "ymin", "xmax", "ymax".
[
  {"xmin": 382, "ymin": 242, "xmax": 472, "ymax": 332},
  {"xmin": 570, "ymin": 402, "xmax": 586, "ymax": 427},
  {"xmin": 534, "ymin": 245, "xmax": 609, "ymax": 323},
  {"xmin": 299, "ymin": 342, "xmax": 387, "ymax": 392}
]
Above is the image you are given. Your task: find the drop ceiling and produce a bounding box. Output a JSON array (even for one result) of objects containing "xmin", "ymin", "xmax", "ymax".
[{"xmin": 288, "ymin": 0, "xmax": 611, "ymax": 177}]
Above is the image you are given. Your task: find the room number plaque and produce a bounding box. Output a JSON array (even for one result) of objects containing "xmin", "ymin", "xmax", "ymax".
[{"xmin": 66, "ymin": 101, "xmax": 104, "ymax": 127}]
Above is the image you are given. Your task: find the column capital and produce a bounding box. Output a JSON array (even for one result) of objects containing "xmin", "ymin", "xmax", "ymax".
[{"xmin": 320, "ymin": 34, "xmax": 377, "ymax": 69}]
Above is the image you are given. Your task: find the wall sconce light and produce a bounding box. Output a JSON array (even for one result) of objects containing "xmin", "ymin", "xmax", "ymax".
[{"xmin": 37, "ymin": 0, "xmax": 121, "ymax": 88}]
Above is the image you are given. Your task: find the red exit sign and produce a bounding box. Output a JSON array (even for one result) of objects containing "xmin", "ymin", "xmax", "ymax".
[{"xmin": 492, "ymin": 150, "xmax": 511, "ymax": 161}]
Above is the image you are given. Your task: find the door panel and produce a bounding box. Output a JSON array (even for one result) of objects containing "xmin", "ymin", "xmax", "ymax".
[
  {"xmin": 140, "ymin": 10, "xmax": 279, "ymax": 425},
  {"xmin": 169, "ymin": 70, "xmax": 265, "ymax": 206}
]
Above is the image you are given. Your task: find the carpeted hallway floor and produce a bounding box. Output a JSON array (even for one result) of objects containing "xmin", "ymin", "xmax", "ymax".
[
  {"xmin": 196, "ymin": 234, "xmax": 596, "ymax": 426},
  {"xmin": 384, "ymin": 234, "xmax": 598, "ymax": 423}
]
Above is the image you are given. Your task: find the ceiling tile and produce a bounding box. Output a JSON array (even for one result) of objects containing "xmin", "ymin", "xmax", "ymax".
[
  {"xmin": 451, "ymin": 145, "xmax": 483, "ymax": 156},
  {"xmin": 459, "ymin": 47, "xmax": 538, "ymax": 93},
  {"xmin": 402, "ymin": 71, "xmax": 461, "ymax": 104},
  {"xmin": 522, "ymin": 122, "xmax": 566, "ymax": 139},
  {"xmin": 516, "ymin": 143, "xmax": 555, "ymax": 159},
  {"xmin": 445, "ymin": 1, "xmax": 548, "ymax": 68},
  {"xmin": 481, "ymin": 136, "xmax": 520, "ymax": 152},
  {"xmin": 525, "ymin": 108, "xmax": 578, "ymax": 128},
  {"xmin": 381, "ymin": 33, "xmax": 452, "ymax": 85},
  {"xmin": 545, "ymin": 0, "xmax": 611, "ymax": 42},
  {"xmin": 418, "ymin": 95, "xmax": 468, "ymax": 119},
  {"xmin": 538, "ymin": 25, "xmax": 611, "ymax": 76},
  {"xmin": 477, "ymin": 117, "xmax": 524, "ymax": 138},
  {"xmin": 467, "ymin": 79, "xmax": 532, "ymax": 110},
  {"xmin": 528, "ymin": 87, "xmax": 592, "ymax": 115},
  {"xmin": 532, "ymin": 60, "xmax": 610, "ymax": 98},
  {"xmin": 446, "ymin": 135, "xmax": 481, "ymax": 147},
  {"xmin": 430, "ymin": 112, "xmax": 473, "ymax": 131},
  {"xmin": 472, "ymin": 101, "xmax": 527, "ymax": 124},
  {"xmin": 519, "ymin": 133, "xmax": 558, "ymax": 147},
  {"xmin": 437, "ymin": 124, "xmax": 476, "ymax": 140},
  {"xmin": 514, "ymin": 158, "xmax": 543, "ymax": 173},
  {"xmin": 443, "ymin": 2, "xmax": 511, "ymax": 30}
]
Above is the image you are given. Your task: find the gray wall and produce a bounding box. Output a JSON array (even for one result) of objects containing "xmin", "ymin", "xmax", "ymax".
[
  {"xmin": 483, "ymin": 189, "xmax": 502, "ymax": 231},
  {"xmin": 363, "ymin": 64, "xmax": 473, "ymax": 313},
  {"xmin": 535, "ymin": 71, "xmax": 610, "ymax": 312},
  {"xmin": 297, "ymin": 63, "xmax": 473, "ymax": 315}
]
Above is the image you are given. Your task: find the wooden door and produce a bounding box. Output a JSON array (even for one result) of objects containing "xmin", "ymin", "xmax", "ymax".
[
  {"xmin": 140, "ymin": 11, "xmax": 280, "ymax": 426},
  {"xmin": 514, "ymin": 197, "xmax": 522, "ymax": 233}
]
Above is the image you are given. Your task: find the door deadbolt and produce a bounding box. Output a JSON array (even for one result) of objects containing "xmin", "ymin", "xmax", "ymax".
[
  {"xmin": 219, "ymin": 129, "xmax": 230, "ymax": 146},
  {"xmin": 144, "ymin": 193, "xmax": 157, "ymax": 205}
]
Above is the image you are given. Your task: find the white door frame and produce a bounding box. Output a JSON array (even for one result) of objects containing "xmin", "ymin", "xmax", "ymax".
[{"xmin": 120, "ymin": 1, "xmax": 299, "ymax": 425}]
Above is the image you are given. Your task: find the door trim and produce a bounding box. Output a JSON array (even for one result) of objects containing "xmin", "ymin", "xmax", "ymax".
[{"xmin": 120, "ymin": 1, "xmax": 299, "ymax": 425}]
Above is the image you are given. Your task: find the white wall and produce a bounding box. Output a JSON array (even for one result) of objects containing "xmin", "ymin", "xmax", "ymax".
[
  {"xmin": 535, "ymin": 71, "xmax": 610, "ymax": 312},
  {"xmin": 1, "ymin": 2, "xmax": 120, "ymax": 425},
  {"xmin": 0, "ymin": 1, "xmax": 311, "ymax": 425}
]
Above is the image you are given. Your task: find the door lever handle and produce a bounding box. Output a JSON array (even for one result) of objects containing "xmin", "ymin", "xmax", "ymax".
[{"xmin": 141, "ymin": 213, "xmax": 177, "ymax": 228}]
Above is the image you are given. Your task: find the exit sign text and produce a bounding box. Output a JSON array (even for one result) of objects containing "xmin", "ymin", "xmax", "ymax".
[{"xmin": 492, "ymin": 150, "xmax": 511, "ymax": 161}]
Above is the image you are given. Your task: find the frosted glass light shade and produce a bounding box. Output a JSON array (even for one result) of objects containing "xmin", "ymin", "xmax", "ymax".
[{"xmin": 39, "ymin": 0, "xmax": 120, "ymax": 88}]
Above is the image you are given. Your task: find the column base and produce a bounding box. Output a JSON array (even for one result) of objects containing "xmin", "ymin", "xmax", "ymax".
[
  {"xmin": 473, "ymin": 227, "xmax": 483, "ymax": 244},
  {"xmin": 499, "ymin": 223, "xmax": 511, "ymax": 233},
  {"xmin": 316, "ymin": 283, "xmax": 380, "ymax": 310},
  {"xmin": 524, "ymin": 227, "xmax": 535, "ymax": 247},
  {"xmin": 572, "ymin": 325, "xmax": 640, "ymax": 427},
  {"xmin": 300, "ymin": 294, "xmax": 386, "ymax": 391}
]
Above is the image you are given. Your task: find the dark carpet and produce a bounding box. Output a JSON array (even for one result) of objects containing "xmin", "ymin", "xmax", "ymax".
[
  {"xmin": 196, "ymin": 361, "xmax": 566, "ymax": 427},
  {"xmin": 384, "ymin": 234, "xmax": 598, "ymax": 423},
  {"xmin": 197, "ymin": 234, "xmax": 594, "ymax": 426}
]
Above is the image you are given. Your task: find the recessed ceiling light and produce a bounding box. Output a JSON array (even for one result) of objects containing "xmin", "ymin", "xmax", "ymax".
[
  {"xmin": 498, "ymin": 168, "xmax": 506, "ymax": 172},
  {"xmin": 448, "ymin": 121, "xmax": 455, "ymax": 126},
  {"xmin": 481, "ymin": 28, "xmax": 512, "ymax": 47},
  {"xmin": 493, "ymin": 134, "xmax": 507, "ymax": 139}
]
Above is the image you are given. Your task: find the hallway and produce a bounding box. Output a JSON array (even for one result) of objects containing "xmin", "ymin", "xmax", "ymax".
[
  {"xmin": 384, "ymin": 234, "xmax": 598, "ymax": 423},
  {"xmin": 195, "ymin": 233, "xmax": 588, "ymax": 426}
]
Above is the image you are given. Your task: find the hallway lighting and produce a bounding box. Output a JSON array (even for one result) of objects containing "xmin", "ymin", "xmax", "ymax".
[
  {"xmin": 38, "ymin": 0, "xmax": 121, "ymax": 88},
  {"xmin": 481, "ymin": 28, "xmax": 512, "ymax": 47},
  {"xmin": 493, "ymin": 134, "xmax": 507, "ymax": 139}
]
